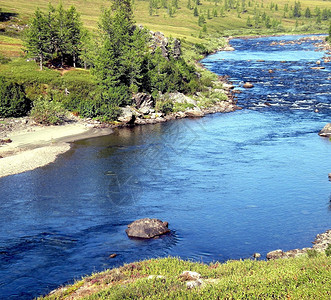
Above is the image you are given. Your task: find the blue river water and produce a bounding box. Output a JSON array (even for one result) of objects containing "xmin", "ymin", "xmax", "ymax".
[{"xmin": 0, "ymin": 35, "xmax": 330, "ymax": 299}]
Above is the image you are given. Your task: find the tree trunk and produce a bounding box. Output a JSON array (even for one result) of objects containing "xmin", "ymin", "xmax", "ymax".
[
  {"xmin": 73, "ymin": 55, "xmax": 76, "ymax": 68},
  {"xmin": 40, "ymin": 54, "xmax": 43, "ymax": 71},
  {"xmin": 84, "ymin": 61, "xmax": 87, "ymax": 70}
]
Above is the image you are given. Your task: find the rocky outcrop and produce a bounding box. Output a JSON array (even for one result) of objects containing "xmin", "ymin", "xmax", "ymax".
[
  {"xmin": 125, "ymin": 218, "xmax": 170, "ymax": 239},
  {"xmin": 133, "ymin": 93, "xmax": 154, "ymax": 110},
  {"xmin": 266, "ymin": 229, "xmax": 331, "ymax": 260},
  {"xmin": 150, "ymin": 31, "xmax": 181, "ymax": 60},
  {"xmin": 118, "ymin": 106, "xmax": 135, "ymax": 124},
  {"xmin": 172, "ymin": 39, "xmax": 181, "ymax": 59},
  {"xmin": 168, "ymin": 92, "xmax": 197, "ymax": 106},
  {"xmin": 318, "ymin": 123, "xmax": 331, "ymax": 137}
]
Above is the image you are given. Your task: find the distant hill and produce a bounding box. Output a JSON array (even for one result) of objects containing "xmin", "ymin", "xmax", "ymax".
[{"xmin": 1, "ymin": 0, "xmax": 330, "ymax": 43}]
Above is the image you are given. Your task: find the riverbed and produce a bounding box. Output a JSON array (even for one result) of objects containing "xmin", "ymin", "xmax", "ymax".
[{"xmin": 0, "ymin": 35, "xmax": 330, "ymax": 299}]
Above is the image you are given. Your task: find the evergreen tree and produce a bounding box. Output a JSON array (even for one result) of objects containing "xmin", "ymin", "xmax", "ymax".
[
  {"xmin": 305, "ymin": 7, "xmax": 311, "ymax": 18},
  {"xmin": 25, "ymin": 8, "xmax": 51, "ymax": 70},
  {"xmin": 194, "ymin": 6, "xmax": 199, "ymax": 16},
  {"xmin": 64, "ymin": 6, "xmax": 83, "ymax": 67},
  {"xmin": 93, "ymin": 0, "xmax": 148, "ymax": 101},
  {"xmin": 293, "ymin": 1, "xmax": 301, "ymax": 18}
]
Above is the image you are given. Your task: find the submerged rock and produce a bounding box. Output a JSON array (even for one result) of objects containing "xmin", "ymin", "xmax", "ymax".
[
  {"xmin": 126, "ymin": 218, "xmax": 170, "ymax": 239},
  {"xmin": 318, "ymin": 123, "xmax": 331, "ymax": 137}
]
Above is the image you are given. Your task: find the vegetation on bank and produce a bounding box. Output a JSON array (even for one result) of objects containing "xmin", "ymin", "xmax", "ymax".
[{"xmin": 40, "ymin": 250, "xmax": 331, "ymax": 299}]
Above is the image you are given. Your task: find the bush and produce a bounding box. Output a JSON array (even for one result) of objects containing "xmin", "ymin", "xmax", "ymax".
[
  {"xmin": 325, "ymin": 244, "xmax": 331, "ymax": 257},
  {"xmin": 155, "ymin": 99, "xmax": 174, "ymax": 114},
  {"xmin": 0, "ymin": 77, "xmax": 31, "ymax": 117},
  {"xmin": 30, "ymin": 96, "xmax": 67, "ymax": 125},
  {"xmin": 0, "ymin": 54, "xmax": 11, "ymax": 64}
]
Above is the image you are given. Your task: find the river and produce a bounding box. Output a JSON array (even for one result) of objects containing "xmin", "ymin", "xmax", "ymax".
[{"xmin": 0, "ymin": 35, "xmax": 330, "ymax": 299}]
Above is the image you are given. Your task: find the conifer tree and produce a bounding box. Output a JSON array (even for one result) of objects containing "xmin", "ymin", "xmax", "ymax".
[{"xmin": 25, "ymin": 8, "xmax": 50, "ymax": 70}]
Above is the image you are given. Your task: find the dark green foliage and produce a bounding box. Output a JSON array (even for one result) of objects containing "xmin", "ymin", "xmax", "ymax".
[
  {"xmin": 0, "ymin": 54, "xmax": 11, "ymax": 64},
  {"xmin": 293, "ymin": 1, "xmax": 302, "ymax": 18},
  {"xmin": 25, "ymin": 4, "xmax": 83, "ymax": 69},
  {"xmin": 141, "ymin": 49, "xmax": 200, "ymax": 95},
  {"xmin": 305, "ymin": 7, "xmax": 311, "ymax": 19},
  {"xmin": 155, "ymin": 99, "xmax": 173, "ymax": 114},
  {"xmin": 326, "ymin": 244, "xmax": 331, "ymax": 256},
  {"xmin": 93, "ymin": 0, "xmax": 147, "ymax": 105},
  {"xmin": 0, "ymin": 77, "xmax": 31, "ymax": 117}
]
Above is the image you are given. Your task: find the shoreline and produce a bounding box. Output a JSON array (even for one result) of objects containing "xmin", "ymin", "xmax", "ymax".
[
  {"xmin": 0, "ymin": 121, "xmax": 113, "ymax": 178},
  {"xmin": 0, "ymin": 94, "xmax": 239, "ymax": 179}
]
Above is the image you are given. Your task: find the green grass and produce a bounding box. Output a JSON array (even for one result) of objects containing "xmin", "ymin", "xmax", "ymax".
[{"xmin": 39, "ymin": 254, "xmax": 331, "ymax": 299}]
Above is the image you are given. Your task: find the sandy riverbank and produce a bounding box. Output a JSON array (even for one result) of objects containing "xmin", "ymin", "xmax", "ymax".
[{"xmin": 0, "ymin": 120, "xmax": 113, "ymax": 178}]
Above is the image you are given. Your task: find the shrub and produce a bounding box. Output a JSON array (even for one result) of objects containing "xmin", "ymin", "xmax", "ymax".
[
  {"xmin": 325, "ymin": 244, "xmax": 331, "ymax": 257},
  {"xmin": 30, "ymin": 96, "xmax": 67, "ymax": 125},
  {"xmin": 0, "ymin": 54, "xmax": 11, "ymax": 64},
  {"xmin": 0, "ymin": 77, "xmax": 31, "ymax": 117},
  {"xmin": 155, "ymin": 99, "xmax": 174, "ymax": 114},
  {"xmin": 173, "ymin": 102, "xmax": 195, "ymax": 112}
]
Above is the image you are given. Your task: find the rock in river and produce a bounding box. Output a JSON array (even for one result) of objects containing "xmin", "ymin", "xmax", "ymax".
[
  {"xmin": 243, "ymin": 82, "xmax": 254, "ymax": 88},
  {"xmin": 318, "ymin": 123, "xmax": 331, "ymax": 137},
  {"xmin": 126, "ymin": 218, "xmax": 170, "ymax": 239}
]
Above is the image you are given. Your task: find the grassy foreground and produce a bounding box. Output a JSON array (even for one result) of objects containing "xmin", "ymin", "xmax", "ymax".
[{"xmin": 40, "ymin": 254, "xmax": 331, "ymax": 299}]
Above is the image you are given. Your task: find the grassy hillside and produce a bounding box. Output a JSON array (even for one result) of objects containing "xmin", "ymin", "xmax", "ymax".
[
  {"xmin": 39, "ymin": 254, "xmax": 331, "ymax": 299},
  {"xmin": 1, "ymin": 0, "xmax": 330, "ymax": 58}
]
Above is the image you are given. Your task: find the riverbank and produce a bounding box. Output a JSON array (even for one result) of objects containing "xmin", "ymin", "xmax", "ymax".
[
  {"xmin": 0, "ymin": 116, "xmax": 113, "ymax": 178},
  {"xmin": 41, "ymin": 231, "xmax": 331, "ymax": 299},
  {"xmin": 0, "ymin": 89, "xmax": 238, "ymax": 178}
]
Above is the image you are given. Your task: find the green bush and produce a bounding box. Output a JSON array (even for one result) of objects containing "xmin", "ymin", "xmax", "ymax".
[
  {"xmin": 173, "ymin": 102, "xmax": 195, "ymax": 112},
  {"xmin": 155, "ymin": 99, "xmax": 174, "ymax": 114},
  {"xmin": 0, "ymin": 54, "xmax": 11, "ymax": 64},
  {"xmin": 0, "ymin": 77, "xmax": 31, "ymax": 117},
  {"xmin": 325, "ymin": 244, "xmax": 331, "ymax": 257},
  {"xmin": 30, "ymin": 96, "xmax": 67, "ymax": 125}
]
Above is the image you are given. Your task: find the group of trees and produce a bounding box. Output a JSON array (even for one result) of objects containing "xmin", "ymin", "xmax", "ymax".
[
  {"xmin": 23, "ymin": 0, "xmax": 200, "ymax": 121},
  {"xmin": 25, "ymin": 4, "xmax": 84, "ymax": 70}
]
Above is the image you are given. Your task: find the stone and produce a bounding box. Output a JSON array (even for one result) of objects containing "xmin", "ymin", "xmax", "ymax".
[
  {"xmin": 222, "ymin": 83, "xmax": 235, "ymax": 90},
  {"xmin": 139, "ymin": 106, "xmax": 150, "ymax": 115},
  {"xmin": 186, "ymin": 280, "xmax": 203, "ymax": 289},
  {"xmin": 180, "ymin": 271, "xmax": 201, "ymax": 281},
  {"xmin": 185, "ymin": 110, "xmax": 204, "ymax": 118},
  {"xmin": 125, "ymin": 218, "xmax": 170, "ymax": 239},
  {"xmin": 168, "ymin": 92, "xmax": 197, "ymax": 106},
  {"xmin": 329, "ymin": 173, "xmax": 331, "ymax": 181},
  {"xmin": 318, "ymin": 123, "xmax": 331, "ymax": 137},
  {"xmin": 133, "ymin": 93, "xmax": 154, "ymax": 109},
  {"xmin": 109, "ymin": 253, "xmax": 117, "ymax": 258},
  {"xmin": 118, "ymin": 106, "xmax": 135, "ymax": 124},
  {"xmin": 147, "ymin": 275, "xmax": 165, "ymax": 280},
  {"xmin": 223, "ymin": 46, "xmax": 235, "ymax": 51},
  {"xmin": 266, "ymin": 249, "xmax": 285, "ymax": 260},
  {"xmin": 253, "ymin": 252, "xmax": 261, "ymax": 259},
  {"xmin": 173, "ymin": 39, "xmax": 181, "ymax": 59},
  {"xmin": 243, "ymin": 82, "xmax": 254, "ymax": 88}
]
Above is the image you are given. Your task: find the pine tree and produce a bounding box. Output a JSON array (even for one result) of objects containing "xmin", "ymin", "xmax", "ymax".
[
  {"xmin": 65, "ymin": 6, "xmax": 83, "ymax": 67},
  {"xmin": 305, "ymin": 7, "xmax": 311, "ymax": 18},
  {"xmin": 194, "ymin": 6, "xmax": 199, "ymax": 16},
  {"xmin": 25, "ymin": 8, "xmax": 51, "ymax": 70},
  {"xmin": 93, "ymin": 0, "xmax": 148, "ymax": 101}
]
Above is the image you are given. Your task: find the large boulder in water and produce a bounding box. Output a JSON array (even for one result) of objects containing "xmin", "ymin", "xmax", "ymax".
[
  {"xmin": 126, "ymin": 218, "xmax": 170, "ymax": 239},
  {"xmin": 318, "ymin": 123, "xmax": 331, "ymax": 137}
]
